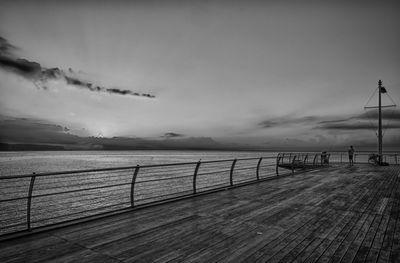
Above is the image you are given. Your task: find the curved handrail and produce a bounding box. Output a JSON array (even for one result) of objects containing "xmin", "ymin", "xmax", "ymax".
[
  {"xmin": 1, "ymin": 151, "xmax": 398, "ymax": 239},
  {"xmin": 0, "ymin": 155, "xmax": 278, "ymax": 238}
]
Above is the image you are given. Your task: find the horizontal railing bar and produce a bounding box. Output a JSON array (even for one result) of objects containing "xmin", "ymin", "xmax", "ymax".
[
  {"xmin": 136, "ymin": 190, "xmax": 195, "ymax": 202},
  {"xmin": 0, "ymin": 196, "xmax": 28, "ymax": 203},
  {"xmin": 259, "ymin": 163, "xmax": 277, "ymax": 167},
  {"xmin": 197, "ymin": 169, "xmax": 232, "ymax": 176},
  {"xmin": 31, "ymin": 182, "xmax": 131, "ymax": 198},
  {"xmin": 136, "ymin": 175, "xmax": 192, "ymax": 183},
  {"xmin": 31, "ymin": 180, "xmax": 131, "ymax": 191},
  {"xmin": 232, "ymin": 166, "xmax": 257, "ymax": 171},
  {"xmin": 0, "ymin": 156, "xmax": 275, "ymax": 179},
  {"xmin": 135, "ymin": 171, "xmax": 193, "ymax": 178}
]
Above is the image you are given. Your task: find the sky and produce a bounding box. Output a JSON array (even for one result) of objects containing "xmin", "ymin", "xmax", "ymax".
[{"xmin": 0, "ymin": 0, "xmax": 399, "ymax": 150}]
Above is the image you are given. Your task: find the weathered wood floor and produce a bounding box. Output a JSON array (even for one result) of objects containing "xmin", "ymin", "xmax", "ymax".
[{"xmin": 1, "ymin": 164, "xmax": 399, "ymax": 262}]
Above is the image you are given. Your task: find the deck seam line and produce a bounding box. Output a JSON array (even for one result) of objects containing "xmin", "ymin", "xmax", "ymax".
[
  {"xmin": 365, "ymin": 167, "xmax": 397, "ymax": 262},
  {"xmin": 338, "ymin": 166, "xmax": 395, "ymax": 263},
  {"xmin": 49, "ymin": 233, "xmax": 125, "ymax": 263},
  {"xmin": 335, "ymin": 169, "xmax": 391, "ymax": 262},
  {"xmin": 310, "ymin": 170, "xmax": 387, "ymax": 262}
]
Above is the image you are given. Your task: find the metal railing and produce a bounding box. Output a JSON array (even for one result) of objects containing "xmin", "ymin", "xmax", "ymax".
[
  {"xmin": 276, "ymin": 152, "xmax": 330, "ymax": 174},
  {"xmin": 1, "ymin": 151, "xmax": 398, "ymax": 239},
  {"xmin": 0, "ymin": 156, "xmax": 283, "ymax": 237},
  {"xmin": 323, "ymin": 152, "xmax": 399, "ymax": 165}
]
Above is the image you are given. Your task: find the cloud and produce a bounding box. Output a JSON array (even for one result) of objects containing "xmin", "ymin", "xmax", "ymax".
[
  {"xmin": 0, "ymin": 56, "xmax": 41, "ymax": 78},
  {"xmin": 357, "ymin": 110, "xmax": 400, "ymax": 120},
  {"xmin": 258, "ymin": 115, "xmax": 318, "ymax": 128},
  {"xmin": 258, "ymin": 110, "xmax": 400, "ymax": 132},
  {"xmin": 0, "ymin": 36, "xmax": 155, "ymax": 98},
  {"xmin": 0, "ymin": 117, "xmax": 80, "ymax": 144},
  {"xmin": 315, "ymin": 110, "xmax": 400, "ymax": 130},
  {"xmin": 316, "ymin": 122, "xmax": 400, "ymax": 130},
  {"xmin": 161, "ymin": 132, "xmax": 185, "ymax": 138}
]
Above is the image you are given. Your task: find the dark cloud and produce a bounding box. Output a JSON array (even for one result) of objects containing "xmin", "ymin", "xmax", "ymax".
[
  {"xmin": 259, "ymin": 110, "xmax": 400, "ymax": 132},
  {"xmin": 0, "ymin": 36, "xmax": 156, "ymax": 98},
  {"xmin": 357, "ymin": 110, "xmax": 400, "ymax": 120},
  {"xmin": 258, "ymin": 120, "xmax": 279, "ymax": 128},
  {"xmin": 259, "ymin": 115, "xmax": 318, "ymax": 128},
  {"xmin": 316, "ymin": 122, "xmax": 400, "ymax": 130},
  {"xmin": 0, "ymin": 116, "xmax": 224, "ymax": 150},
  {"xmin": 316, "ymin": 110, "xmax": 400, "ymax": 131},
  {"xmin": 0, "ymin": 117, "xmax": 80, "ymax": 144},
  {"xmin": 161, "ymin": 132, "xmax": 184, "ymax": 138},
  {"xmin": 0, "ymin": 56, "xmax": 41, "ymax": 77}
]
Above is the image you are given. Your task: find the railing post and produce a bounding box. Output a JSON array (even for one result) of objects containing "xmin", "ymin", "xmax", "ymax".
[
  {"xmin": 193, "ymin": 160, "xmax": 201, "ymax": 194},
  {"xmin": 230, "ymin": 159, "xmax": 237, "ymax": 186},
  {"xmin": 27, "ymin": 174, "xmax": 36, "ymax": 231},
  {"xmin": 130, "ymin": 165, "xmax": 140, "ymax": 208},
  {"xmin": 256, "ymin": 157, "xmax": 263, "ymax": 180},
  {"xmin": 313, "ymin": 154, "xmax": 318, "ymax": 167},
  {"xmin": 276, "ymin": 154, "xmax": 281, "ymax": 176},
  {"xmin": 340, "ymin": 153, "xmax": 342, "ymax": 164},
  {"xmin": 291, "ymin": 155, "xmax": 296, "ymax": 174},
  {"xmin": 302, "ymin": 154, "xmax": 307, "ymax": 168}
]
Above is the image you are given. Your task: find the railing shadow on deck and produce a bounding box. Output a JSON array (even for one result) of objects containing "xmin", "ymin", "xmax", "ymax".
[{"xmin": 0, "ymin": 151, "xmax": 398, "ymax": 240}]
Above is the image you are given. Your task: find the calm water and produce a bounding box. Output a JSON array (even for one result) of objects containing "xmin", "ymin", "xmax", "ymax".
[{"xmin": 0, "ymin": 150, "xmax": 276, "ymax": 177}]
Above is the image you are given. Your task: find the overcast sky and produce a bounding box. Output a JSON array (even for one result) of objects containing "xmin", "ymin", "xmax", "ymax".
[{"xmin": 0, "ymin": 0, "xmax": 399, "ymax": 149}]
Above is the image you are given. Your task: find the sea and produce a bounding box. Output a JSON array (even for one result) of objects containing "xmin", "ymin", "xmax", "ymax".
[{"xmin": 0, "ymin": 150, "xmax": 277, "ymax": 177}]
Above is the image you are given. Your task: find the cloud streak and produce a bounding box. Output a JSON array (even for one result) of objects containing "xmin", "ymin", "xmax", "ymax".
[
  {"xmin": 258, "ymin": 110, "xmax": 400, "ymax": 131},
  {"xmin": 258, "ymin": 116, "xmax": 319, "ymax": 128},
  {"xmin": 161, "ymin": 132, "xmax": 185, "ymax": 138},
  {"xmin": 0, "ymin": 36, "xmax": 155, "ymax": 98},
  {"xmin": 315, "ymin": 122, "xmax": 400, "ymax": 130}
]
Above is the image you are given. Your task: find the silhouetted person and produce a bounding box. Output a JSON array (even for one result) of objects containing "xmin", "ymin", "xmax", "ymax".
[{"xmin": 348, "ymin": 146, "xmax": 355, "ymax": 166}]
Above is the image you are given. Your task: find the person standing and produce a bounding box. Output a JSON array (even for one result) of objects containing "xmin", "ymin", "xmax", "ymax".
[{"xmin": 348, "ymin": 146, "xmax": 355, "ymax": 166}]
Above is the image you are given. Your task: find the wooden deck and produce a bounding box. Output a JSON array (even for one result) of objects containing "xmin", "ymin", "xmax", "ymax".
[{"xmin": 1, "ymin": 164, "xmax": 399, "ymax": 262}]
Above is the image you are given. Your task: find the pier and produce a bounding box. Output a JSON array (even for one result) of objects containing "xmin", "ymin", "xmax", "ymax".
[{"xmin": 0, "ymin": 154, "xmax": 399, "ymax": 262}]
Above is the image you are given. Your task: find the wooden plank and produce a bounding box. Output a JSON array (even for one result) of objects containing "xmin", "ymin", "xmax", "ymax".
[
  {"xmin": 353, "ymin": 214, "xmax": 381, "ymax": 262},
  {"xmin": 277, "ymin": 206, "xmax": 348, "ymax": 262},
  {"xmin": 322, "ymin": 212, "xmax": 369, "ymax": 262},
  {"xmin": 1, "ymin": 164, "xmax": 399, "ymax": 263},
  {"xmin": 365, "ymin": 248, "xmax": 380, "ymax": 263},
  {"xmin": 377, "ymin": 249, "xmax": 391, "ymax": 263},
  {"xmin": 389, "ymin": 168, "xmax": 400, "ymax": 263},
  {"xmin": 332, "ymin": 213, "xmax": 375, "ymax": 262},
  {"xmin": 1, "ymin": 237, "xmax": 85, "ymax": 263},
  {"xmin": 176, "ymin": 221, "xmax": 274, "ymax": 263},
  {"xmin": 90, "ymin": 214, "xmax": 205, "ymax": 258},
  {"xmin": 302, "ymin": 211, "xmax": 359, "ymax": 263},
  {"xmin": 242, "ymin": 208, "xmax": 332, "ymax": 262},
  {"xmin": 371, "ymin": 214, "xmax": 391, "ymax": 250},
  {"xmin": 40, "ymin": 249, "xmax": 121, "ymax": 263}
]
